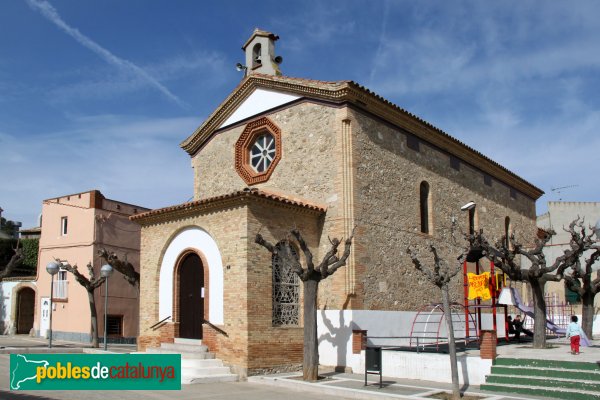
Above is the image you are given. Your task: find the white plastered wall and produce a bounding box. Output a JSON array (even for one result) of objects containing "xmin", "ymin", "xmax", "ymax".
[
  {"xmin": 159, "ymin": 227, "xmax": 224, "ymax": 325},
  {"xmin": 219, "ymin": 88, "xmax": 300, "ymax": 128},
  {"xmin": 317, "ymin": 310, "xmax": 500, "ymax": 385}
]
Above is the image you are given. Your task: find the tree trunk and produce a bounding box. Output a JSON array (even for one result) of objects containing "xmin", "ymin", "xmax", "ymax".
[
  {"xmin": 87, "ymin": 289, "xmax": 99, "ymax": 348},
  {"xmin": 303, "ymin": 279, "xmax": 319, "ymax": 381},
  {"xmin": 529, "ymin": 279, "xmax": 547, "ymax": 349},
  {"xmin": 442, "ymin": 285, "xmax": 461, "ymax": 400},
  {"xmin": 581, "ymin": 291, "xmax": 594, "ymax": 339}
]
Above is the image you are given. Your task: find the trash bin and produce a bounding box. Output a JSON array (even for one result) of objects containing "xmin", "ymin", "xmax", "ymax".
[{"xmin": 364, "ymin": 346, "xmax": 382, "ymax": 388}]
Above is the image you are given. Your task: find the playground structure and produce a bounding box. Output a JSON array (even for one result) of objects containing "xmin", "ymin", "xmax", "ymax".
[
  {"xmin": 462, "ymin": 256, "xmax": 509, "ymax": 341},
  {"xmin": 524, "ymin": 292, "xmax": 573, "ymax": 334},
  {"xmin": 409, "ymin": 303, "xmax": 477, "ymax": 351},
  {"xmin": 407, "ymin": 253, "xmax": 589, "ymax": 349},
  {"xmin": 408, "ymin": 256, "xmax": 507, "ymax": 349}
]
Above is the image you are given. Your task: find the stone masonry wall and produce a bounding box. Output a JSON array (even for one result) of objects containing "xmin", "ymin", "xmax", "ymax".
[
  {"xmin": 245, "ymin": 202, "xmax": 322, "ymax": 374},
  {"xmin": 192, "ymin": 102, "xmax": 351, "ymax": 309},
  {"xmin": 349, "ymin": 107, "xmax": 538, "ymax": 311}
]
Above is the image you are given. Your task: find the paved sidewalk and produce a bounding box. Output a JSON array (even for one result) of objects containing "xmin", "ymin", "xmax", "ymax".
[
  {"xmin": 0, "ymin": 335, "xmax": 136, "ymax": 354},
  {"xmin": 249, "ymin": 371, "xmax": 551, "ymax": 400},
  {"xmin": 0, "ymin": 335, "xmax": 596, "ymax": 400}
]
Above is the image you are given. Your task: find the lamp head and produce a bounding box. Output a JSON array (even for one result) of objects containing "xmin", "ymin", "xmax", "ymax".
[
  {"xmin": 46, "ymin": 261, "xmax": 60, "ymax": 276},
  {"xmin": 461, "ymin": 201, "xmax": 476, "ymax": 211},
  {"xmin": 100, "ymin": 264, "xmax": 114, "ymax": 278},
  {"xmin": 235, "ymin": 62, "xmax": 246, "ymax": 72}
]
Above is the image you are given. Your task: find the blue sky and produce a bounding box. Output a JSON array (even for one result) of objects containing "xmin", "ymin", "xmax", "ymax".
[{"xmin": 1, "ymin": 0, "xmax": 599, "ymax": 228}]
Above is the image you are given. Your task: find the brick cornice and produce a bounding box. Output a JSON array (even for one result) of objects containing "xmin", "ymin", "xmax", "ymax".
[
  {"xmin": 130, "ymin": 188, "xmax": 326, "ymax": 227},
  {"xmin": 180, "ymin": 74, "xmax": 543, "ymax": 200}
]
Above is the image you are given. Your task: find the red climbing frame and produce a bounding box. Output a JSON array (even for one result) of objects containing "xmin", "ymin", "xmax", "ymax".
[{"xmin": 463, "ymin": 259, "xmax": 507, "ymax": 341}]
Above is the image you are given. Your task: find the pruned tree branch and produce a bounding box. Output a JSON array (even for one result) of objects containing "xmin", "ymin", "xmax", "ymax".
[
  {"xmin": 254, "ymin": 233, "xmax": 275, "ymax": 253},
  {"xmin": 322, "ymin": 227, "xmax": 355, "ymax": 278},
  {"xmin": 291, "ymin": 229, "xmax": 315, "ymax": 274},
  {"xmin": 255, "ymin": 226, "xmax": 356, "ymax": 382},
  {"xmin": 56, "ymin": 258, "xmax": 104, "ymax": 348},
  {"xmin": 98, "ymin": 248, "xmax": 139, "ymax": 287},
  {"xmin": 255, "ymin": 233, "xmax": 304, "ymax": 278},
  {"xmin": 0, "ymin": 246, "xmax": 24, "ymax": 279},
  {"xmin": 59, "ymin": 260, "xmax": 104, "ymax": 291},
  {"xmin": 407, "ymin": 242, "xmax": 462, "ymax": 399},
  {"xmin": 470, "ymin": 217, "xmax": 600, "ymax": 345},
  {"xmin": 407, "ymin": 244, "xmax": 462, "ymax": 288},
  {"xmin": 255, "ymin": 227, "xmax": 356, "ymax": 282}
]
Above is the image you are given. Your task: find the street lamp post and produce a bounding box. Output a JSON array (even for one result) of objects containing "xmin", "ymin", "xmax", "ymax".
[
  {"xmin": 45, "ymin": 261, "xmax": 60, "ymax": 348},
  {"xmin": 100, "ymin": 264, "xmax": 114, "ymax": 351}
]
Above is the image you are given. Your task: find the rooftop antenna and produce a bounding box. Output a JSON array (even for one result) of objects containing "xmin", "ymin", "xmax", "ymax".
[{"xmin": 550, "ymin": 184, "xmax": 578, "ymax": 201}]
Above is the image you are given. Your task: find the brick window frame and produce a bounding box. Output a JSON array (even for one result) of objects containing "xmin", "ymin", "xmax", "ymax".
[{"xmin": 235, "ymin": 117, "xmax": 282, "ymax": 185}]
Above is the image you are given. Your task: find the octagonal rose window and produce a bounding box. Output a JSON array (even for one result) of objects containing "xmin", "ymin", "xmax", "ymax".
[{"xmin": 235, "ymin": 117, "xmax": 282, "ymax": 185}]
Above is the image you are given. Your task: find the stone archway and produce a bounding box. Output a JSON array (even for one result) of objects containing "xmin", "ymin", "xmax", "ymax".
[
  {"xmin": 159, "ymin": 227, "xmax": 224, "ymax": 325},
  {"xmin": 16, "ymin": 287, "xmax": 35, "ymax": 334}
]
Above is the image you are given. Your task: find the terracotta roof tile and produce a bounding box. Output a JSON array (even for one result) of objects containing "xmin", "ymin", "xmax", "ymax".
[
  {"xmin": 130, "ymin": 188, "xmax": 326, "ymax": 224},
  {"xmin": 180, "ymin": 73, "xmax": 544, "ymax": 200}
]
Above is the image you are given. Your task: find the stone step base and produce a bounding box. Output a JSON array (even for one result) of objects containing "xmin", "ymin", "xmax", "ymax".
[
  {"xmin": 174, "ymin": 338, "xmax": 203, "ymax": 346},
  {"xmin": 182, "ymin": 373, "xmax": 239, "ymax": 384},
  {"xmin": 145, "ymin": 347, "xmax": 216, "ymax": 359},
  {"xmin": 160, "ymin": 342, "xmax": 208, "ymax": 353},
  {"xmin": 144, "ymin": 340, "xmax": 237, "ymax": 384}
]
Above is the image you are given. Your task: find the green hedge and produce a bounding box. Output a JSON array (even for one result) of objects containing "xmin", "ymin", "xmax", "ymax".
[
  {"xmin": 21, "ymin": 238, "xmax": 39, "ymax": 269},
  {"xmin": 0, "ymin": 238, "xmax": 38, "ymax": 272}
]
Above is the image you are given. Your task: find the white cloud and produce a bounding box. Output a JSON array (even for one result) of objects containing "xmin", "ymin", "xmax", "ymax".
[
  {"xmin": 0, "ymin": 114, "xmax": 199, "ymax": 227},
  {"xmin": 25, "ymin": 0, "xmax": 187, "ymax": 108}
]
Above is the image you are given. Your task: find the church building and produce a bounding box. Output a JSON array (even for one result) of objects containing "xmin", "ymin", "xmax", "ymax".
[{"xmin": 132, "ymin": 29, "xmax": 543, "ymax": 377}]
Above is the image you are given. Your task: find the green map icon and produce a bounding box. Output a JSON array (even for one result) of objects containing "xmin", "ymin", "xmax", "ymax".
[{"xmin": 10, "ymin": 354, "xmax": 49, "ymax": 390}]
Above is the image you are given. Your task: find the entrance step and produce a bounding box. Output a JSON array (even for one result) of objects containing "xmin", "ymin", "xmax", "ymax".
[
  {"xmin": 160, "ymin": 342, "xmax": 208, "ymax": 353},
  {"xmin": 174, "ymin": 338, "xmax": 202, "ymax": 346},
  {"xmin": 145, "ymin": 347, "xmax": 216, "ymax": 359},
  {"xmin": 482, "ymin": 357, "xmax": 600, "ymax": 399},
  {"xmin": 182, "ymin": 374, "xmax": 238, "ymax": 384},
  {"xmin": 144, "ymin": 340, "xmax": 238, "ymax": 384}
]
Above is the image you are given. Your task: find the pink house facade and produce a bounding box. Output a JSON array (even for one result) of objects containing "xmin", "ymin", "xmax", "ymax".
[{"xmin": 34, "ymin": 190, "xmax": 148, "ymax": 344}]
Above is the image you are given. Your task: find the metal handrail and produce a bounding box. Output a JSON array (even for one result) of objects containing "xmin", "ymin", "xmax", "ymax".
[
  {"xmin": 365, "ymin": 335, "xmax": 475, "ymax": 353},
  {"xmin": 203, "ymin": 319, "xmax": 228, "ymax": 337},
  {"xmin": 150, "ymin": 316, "xmax": 171, "ymax": 330}
]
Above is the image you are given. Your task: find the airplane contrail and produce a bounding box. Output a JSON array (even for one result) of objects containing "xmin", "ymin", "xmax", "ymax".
[{"xmin": 25, "ymin": 0, "xmax": 188, "ymax": 109}]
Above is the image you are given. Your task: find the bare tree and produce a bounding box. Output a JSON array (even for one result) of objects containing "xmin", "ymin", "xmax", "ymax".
[
  {"xmin": 98, "ymin": 248, "xmax": 139, "ymax": 288},
  {"xmin": 470, "ymin": 219, "xmax": 587, "ymax": 349},
  {"xmin": 559, "ymin": 223, "xmax": 600, "ymax": 338},
  {"xmin": 58, "ymin": 259, "xmax": 105, "ymax": 348},
  {"xmin": 407, "ymin": 244, "xmax": 466, "ymax": 400},
  {"xmin": 0, "ymin": 245, "xmax": 23, "ymax": 279},
  {"xmin": 255, "ymin": 227, "xmax": 355, "ymax": 381}
]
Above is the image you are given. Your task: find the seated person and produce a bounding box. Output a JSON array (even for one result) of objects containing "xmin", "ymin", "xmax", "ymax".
[
  {"xmin": 507, "ymin": 316, "xmax": 516, "ymax": 335},
  {"xmin": 512, "ymin": 315, "xmax": 533, "ymax": 342}
]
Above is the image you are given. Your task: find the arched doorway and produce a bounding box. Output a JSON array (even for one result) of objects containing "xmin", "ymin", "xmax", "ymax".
[
  {"xmin": 16, "ymin": 288, "xmax": 35, "ymax": 334},
  {"xmin": 178, "ymin": 253, "xmax": 204, "ymax": 339}
]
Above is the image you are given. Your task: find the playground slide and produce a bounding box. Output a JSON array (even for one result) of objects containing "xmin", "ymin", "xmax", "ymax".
[{"xmin": 498, "ymin": 287, "xmax": 591, "ymax": 346}]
